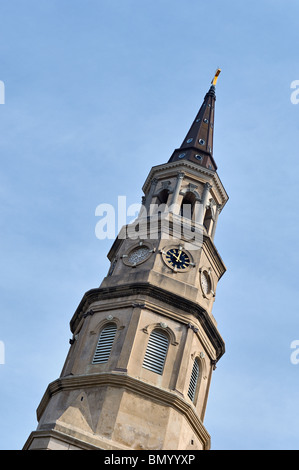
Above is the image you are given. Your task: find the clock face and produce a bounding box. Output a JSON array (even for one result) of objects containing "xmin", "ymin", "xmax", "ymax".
[
  {"xmin": 165, "ymin": 248, "xmax": 190, "ymax": 271},
  {"xmin": 200, "ymin": 270, "xmax": 211, "ymax": 295},
  {"xmin": 127, "ymin": 246, "xmax": 150, "ymax": 266}
]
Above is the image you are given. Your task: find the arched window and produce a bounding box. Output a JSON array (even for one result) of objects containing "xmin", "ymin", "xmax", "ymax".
[
  {"xmin": 142, "ymin": 329, "xmax": 169, "ymax": 375},
  {"xmin": 203, "ymin": 207, "xmax": 213, "ymax": 234},
  {"xmin": 92, "ymin": 323, "xmax": 117, "ymax": 364},
  {"xmin": 187, "ymin": 358, "xmax": 201, "ymax": 403},
  {"xmin": 180, "ymin": 192, "xmax": 196, "ymax": 220},
  {"xmin": 157, "ymin": 189, "xmax": 170, "ymax": 206},
  {"xmin": 154, "ymin": 189, "xmax": 170, "ymax": 215}
]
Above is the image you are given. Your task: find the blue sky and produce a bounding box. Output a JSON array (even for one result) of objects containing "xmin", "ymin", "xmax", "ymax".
[{"xmin": 1, "ymin": 0, "xmax": 299, "ymax": 450}]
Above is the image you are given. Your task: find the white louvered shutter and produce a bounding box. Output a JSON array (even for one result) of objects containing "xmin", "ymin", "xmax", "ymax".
[
  {"xmin": 187, "ymin": 359, "xmax": 200, "ymax": 402},
  {"xmin": 92, "ymin": 324, "xmax": 117, "ymax": 364},
  {"xmin": 142, "ymin": 330, "xmax": 169, "ymax": 375}
]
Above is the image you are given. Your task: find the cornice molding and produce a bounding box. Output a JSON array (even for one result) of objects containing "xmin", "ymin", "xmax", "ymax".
[
  {"xmin": 142, "ymin": 160, "xmax": 228, "ymax": 209},
  {"xmin": 69, "ymin": 282, "xmax": 225, "ymax": 360},
  {"xmin": 35, "ymin": 372, "xmax": 211, "ymax": 449},
  {"xmin": 202, "ymin": 234, "xmax": 227, "ymax": 279},
  {"xmin": 23, "ymin": 429, "xmax": 101, "ymax": 451}
]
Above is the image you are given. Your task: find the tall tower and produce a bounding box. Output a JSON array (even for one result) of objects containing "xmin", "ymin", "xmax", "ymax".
[{"xmin": 24, "ymin": 72, "xmax": 228, "ymax": 451}]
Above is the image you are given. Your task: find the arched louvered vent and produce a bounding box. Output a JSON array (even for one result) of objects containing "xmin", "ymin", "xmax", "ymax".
[
  {"xmin": 188, "ymin": 359, "xmax": 200, "ymax": 403},
  {"xmin": 142, "ymin": 329, "xmax": 169, "ymax": 375},
  {"xmin": 92, "ymin": 323, "xmax": 117, "ymax": 364}
]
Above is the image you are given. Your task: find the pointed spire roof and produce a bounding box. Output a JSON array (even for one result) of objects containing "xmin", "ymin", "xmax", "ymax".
[{"xmin": 168, "ymin": 69, "xmax": 221, "ymax": 171}]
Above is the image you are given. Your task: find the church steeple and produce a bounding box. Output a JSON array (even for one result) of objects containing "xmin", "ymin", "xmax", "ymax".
[
  {"xmin": 24, "ymin": 71, "xmax": 228, "ymax": 452},
  {"xmin": 168, "ymin": 69, "xmax": 221, "ymax": 171}
]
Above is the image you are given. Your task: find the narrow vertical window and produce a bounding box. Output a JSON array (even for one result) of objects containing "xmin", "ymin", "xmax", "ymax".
[
  {"xmin": 188, "ymin": 359, "xmax": 200, "ymax": 403},
  {"xmin": 142, "ymin": 329, "xmax": 169, "ymax": 375},
  {"xmin": 180, "ymin": 192, "xmax": 196, "ymax": 220},
  {"xmin": 155, "ymin": 189, "xmax": 170, "ymax": 216},
  {"xmin": 203, "ymin": 207, "xmax": 213, "ymax": 233},
  {"xmin": 92, "ymin": 323, "xmax": 117, "ymax": 364}
]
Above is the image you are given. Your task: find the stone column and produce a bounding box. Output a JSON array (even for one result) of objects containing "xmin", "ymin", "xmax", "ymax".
[
  {"xmin": 169, "ymin": 172, "xmax": 185, "ymax": 214},
  {"xmin": 144, "ymin": 178, "xmax": 158, "ymax": 215},
  {"xmin": 196, "ymin": 182, "xmax": 212, "ymax": 224},
  {"xmin": 211, "ymin": 204, "xmax": 222, "ymax": 240}
]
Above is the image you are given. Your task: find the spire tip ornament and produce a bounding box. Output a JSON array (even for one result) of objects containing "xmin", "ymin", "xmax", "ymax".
[{"xmin": 211, "ymin": 68, "xmax": 221, "ymax": 86}]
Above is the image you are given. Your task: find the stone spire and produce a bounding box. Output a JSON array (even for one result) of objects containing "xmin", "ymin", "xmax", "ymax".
[{"xmin": 168, "ymin": 69, "xmax": 221, "ymax": 171}]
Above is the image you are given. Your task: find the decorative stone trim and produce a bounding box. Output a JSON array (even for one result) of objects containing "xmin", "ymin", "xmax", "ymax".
[
  {"xmin": 142, "ymin": 322, "xmax": 179, "ymax": 346},
  {"xmin": 35, "ymin": 372, "xmax": 211, "ymax": 450},
  {"xmin": 70, "ymin": 283, "xmax": 225, "ymax": 361}
]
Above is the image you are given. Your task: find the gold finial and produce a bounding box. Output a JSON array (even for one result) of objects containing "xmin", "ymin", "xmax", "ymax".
[{"xmin": 211, "ymin": 68, "xmax": 221, "ymax": 86}]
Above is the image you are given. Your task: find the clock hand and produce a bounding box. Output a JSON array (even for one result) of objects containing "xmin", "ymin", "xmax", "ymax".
[{"xmin": 173, "ymin": 250, "xmax": 182, "ymax": 262}]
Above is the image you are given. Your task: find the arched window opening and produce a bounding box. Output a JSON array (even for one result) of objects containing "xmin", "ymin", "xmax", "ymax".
[
  {"xmin": 142, "ymin": 329, "xmax": 169, "ymax": 375},
  {"xmin": 180, "ymin": 192, "xmax": 196, "ymax": 220},
  {"xmin": 157, "ymin": 189, "xmax": 169, "ymax": 205},
  {"xmin": 154, "ymin": 189, "xmax": 170, "ymax": 215},
  {"xmin": 187, "ymin": 358, "xmax": 201, "ymax": 403},
  {"xmin": 92, "ymin": 323, "xmax": 117, "ymax": 364},
  {"xmin": 203, "ymin": 207, "xmax": 213, "ymax": 233}
]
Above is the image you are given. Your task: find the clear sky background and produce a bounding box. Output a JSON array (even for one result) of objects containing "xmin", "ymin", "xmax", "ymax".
[{"xmin": 1, "ymin": 0, "xmax": 299, "ymax": 450}]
